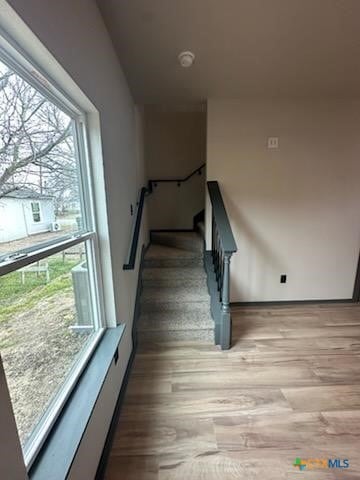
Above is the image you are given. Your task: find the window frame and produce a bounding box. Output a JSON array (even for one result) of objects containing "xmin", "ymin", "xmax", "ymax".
[
  {"xmin": 30, "ymin": 202, "xmax": 41, "ymax": 223},
  {"xmin": 0, "ymin": 47, "xmax": 107, "ymax": 468}
]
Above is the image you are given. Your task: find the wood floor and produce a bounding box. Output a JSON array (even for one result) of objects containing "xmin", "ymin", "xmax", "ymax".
[{"xmin": 104, "ymin": 304, "xmax": 360, "ymax": 479}]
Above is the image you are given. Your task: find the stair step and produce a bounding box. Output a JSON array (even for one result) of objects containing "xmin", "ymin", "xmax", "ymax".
[
  {"xmin": 144, "ymin": 244, "xmax": 203, "ymax": 268},
  {"xmin": 141, "ymin": 285, "xmax": 211, "ymax": 313},
  {"xmin": 139, "ymin": 232, "xmax": 214, "ymax": 344},
  {"xmin": 141, "ymin": 298, "xmax": 211, "ymax": 313},
  {"xmin": 142, "ymin": 267, "xmax": 207, "ymax": 287},
  {"xmin": 138, "ymin": 310, "xmax": 213, "ymax": 332},
  {"xmin": 151, "ymin": 231, "xmax": 203, "ymax": 253}
]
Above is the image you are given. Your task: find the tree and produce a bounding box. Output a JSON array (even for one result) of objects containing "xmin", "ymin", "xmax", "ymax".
[{"xmin": 0, "ymin": 60, "xmax": 79, "ymax": 211}]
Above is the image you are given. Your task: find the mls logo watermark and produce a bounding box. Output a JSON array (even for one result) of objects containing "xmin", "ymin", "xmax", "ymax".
[
  {"xmin": 293, "ymin": 457, "xmax": 350, "ymax": 471},
  {"xmin": 328, "ymin": 459, "xmax": 349, "ymax": 469}
]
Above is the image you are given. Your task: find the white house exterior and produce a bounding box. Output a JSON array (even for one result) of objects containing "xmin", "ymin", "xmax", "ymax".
[{"xmin": 0, "ymin": 189, "xmax": 55, "ymax": 243}]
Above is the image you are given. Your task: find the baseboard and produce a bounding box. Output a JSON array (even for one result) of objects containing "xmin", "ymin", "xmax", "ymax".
[
  {"xmin": 231, "ymin": 298, "xmax": 354, "ymax": 307},
  {"xmin": 94, "ymin": 343, "xmax": 136, "ymax": 480},
  {"xmin": 131, "ymin": 244, "xmax": 147, "ymax": 350},
  {"xmin": 95, "ymin": 244, "xmax": 146, "ymax": 479}
]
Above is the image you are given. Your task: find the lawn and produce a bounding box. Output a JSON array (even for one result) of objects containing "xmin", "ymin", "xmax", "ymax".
[
  {"xmin": 0, "ymin": 255, "xmax": 78, "ymax": 325},
  {"xmin": 0, "ymin": 253, "xmax": 94, "ymax": 446}
]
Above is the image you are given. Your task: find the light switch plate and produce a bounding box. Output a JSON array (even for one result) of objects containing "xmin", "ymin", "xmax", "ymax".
[{"xmin": 268, "ymin": 137, "xmax": 279, "ymax": 149}]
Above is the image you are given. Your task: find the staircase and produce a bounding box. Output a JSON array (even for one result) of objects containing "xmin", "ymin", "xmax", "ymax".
[{"xmin": 138, "ymin": 230, "xmax": 215, "ymax": 343}]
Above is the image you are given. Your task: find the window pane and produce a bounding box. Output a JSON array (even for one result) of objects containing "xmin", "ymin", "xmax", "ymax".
[
  {"xmin": 0, "ymin": 242, "xmax": 99, "ymax": 448},
  {"xmin": 0, "ymin": 59, "xmax": 86, "ymax": 258},
  {"xmin": 31, "ymin": 203, "xmax": 40, "ymax": 214}
]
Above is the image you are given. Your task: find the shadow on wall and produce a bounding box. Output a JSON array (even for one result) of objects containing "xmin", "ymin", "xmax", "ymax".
[
  {"xmin": 225, "ymin": 194, "xmax": 286, "ymax": 302},
  {"xmin": 148, "ymin": 173, "xmax": 205, "ymax": 231}
]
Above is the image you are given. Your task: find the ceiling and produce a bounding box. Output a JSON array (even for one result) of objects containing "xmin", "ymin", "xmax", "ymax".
[{"xmin": 97, "ymin": 0, "xmax": 360, "ymax": 105}]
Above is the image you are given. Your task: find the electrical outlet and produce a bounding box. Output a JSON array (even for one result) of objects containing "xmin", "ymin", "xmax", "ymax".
[
  {"xmin": 268, "ymin": 137, "xmax": 279, "ymax": 149},
  {"xmin": 280, "ymin": 274, "xmax": 287, "ymax": 284}
]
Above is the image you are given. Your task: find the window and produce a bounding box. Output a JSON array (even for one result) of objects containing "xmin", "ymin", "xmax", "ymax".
[
  {"xmin": 0, "ymin": 52, "xmax": 104, "ymax": 467},
  {"xmin": 31, "ymin": 202, "xmax": 41, "ymax": 223}
]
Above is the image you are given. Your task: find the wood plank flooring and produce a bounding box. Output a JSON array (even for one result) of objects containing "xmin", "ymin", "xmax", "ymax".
[{"xmin": 104, "ymin": 303, "xmax": 360, "ymax": 479}]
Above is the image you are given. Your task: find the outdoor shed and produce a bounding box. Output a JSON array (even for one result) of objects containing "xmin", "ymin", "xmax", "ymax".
[{"xmin": 0, "ymin": 188, "xmax": 55, "ymax": 243}]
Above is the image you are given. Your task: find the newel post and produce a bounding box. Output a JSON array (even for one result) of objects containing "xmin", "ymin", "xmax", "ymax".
[{"xmin": 221, "ymin": 253, "xmax": 232, "ymax": 350}]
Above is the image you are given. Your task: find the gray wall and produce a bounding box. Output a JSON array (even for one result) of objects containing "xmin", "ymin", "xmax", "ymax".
[
  {"xmin": 1, "ymin": 0, "xmax": 148, "ymax": 477},
  {"xmin": 206, "ymin": 98, "xmax": 360, "ymax": 302},
  {"xmin": 144, "ymin": 108, "xmax": 206, "ymax": 229}
]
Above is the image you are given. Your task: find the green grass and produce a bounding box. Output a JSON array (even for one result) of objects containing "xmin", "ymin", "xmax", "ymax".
[{"xmin": 0, "ymin": 255, "xmax": 79, "ymax": 323}]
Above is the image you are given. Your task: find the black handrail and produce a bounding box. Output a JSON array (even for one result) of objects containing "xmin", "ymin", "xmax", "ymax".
[
  {"xmin": 123, "ymin": 163, "xmax": 205, "ymax": 270},
  {"xmin": 207, "ymin": 181, "xmax": 237, "ymax": 254},
  {"xmin": 123, "ymin": 187, "xmax": 148, "ymax": 270},
  {"xmin": 148, "ymin": 163, "xmax": 205, "ymax": 191}
]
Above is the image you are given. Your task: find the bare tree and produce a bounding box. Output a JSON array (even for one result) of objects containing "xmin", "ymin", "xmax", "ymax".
[{"xmin": 0, "ymin": 61, "xmax": 78, "ymax": 210}]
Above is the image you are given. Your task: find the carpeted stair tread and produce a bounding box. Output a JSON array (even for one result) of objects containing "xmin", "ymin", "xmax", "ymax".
[
  {"xmin": 138, "ymin": 231, "xmax": 214, "ymax": 344},
  {"xmin": 144, "ymin": 244, "xmax": 203, "ymax": 268},
  {"xmin": 146, "ymin": 244, "xmax": 201, "ymax": 259},
  {"xmin": 142, "ymin": 267, "xmax": 207, "ymax": 287},
  {"xmin": 141, "ymin": 285, "xmax": 210, "ymax": 305},
  {"xmin": 151, "ymin": 231, "xmax": 203, "ymax": 252},
  {"xmin": 138, "ymin": 311, "xmax": 214, "ymax": 332}
]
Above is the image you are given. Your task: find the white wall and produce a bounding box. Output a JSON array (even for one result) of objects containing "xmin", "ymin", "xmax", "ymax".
[
  {"xmin": 207, "ymin": 99, "xmax": 360, "ymax": 302},
  {"xmin": 0, "ymin": 0, "xmax": 148, "ymax": 477},
  {"xmin": 24, "ymin": 199, "xmax": 55, "ymax": 235},
  {"xmin": 0, "ymin": 198, "xmax": 54, "ymax": 242},
  {"xmin": 144, "ymin": 108, "xmax": 206, "ymax": 230},
  {"xmin": 0, "ymin": 199, "xmax": 27, "ymax": 243}
]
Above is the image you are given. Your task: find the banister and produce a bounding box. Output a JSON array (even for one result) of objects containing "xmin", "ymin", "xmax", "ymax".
[
  {"xmin": 123, "ymin": 187, "xmax": 148, "ymax": 270},
  {"xmin": 207, "ymin": 181, "xmax": 237, "ymax": 254},
  {"xmin": 148, "ymin": 163, "xmax": 205, "ymax": 191},
  {"xmin": 206, "ymin": 180, "xmax": 237, "ymax": 350}
]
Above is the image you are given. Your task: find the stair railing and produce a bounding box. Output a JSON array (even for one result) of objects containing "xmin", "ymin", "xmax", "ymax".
[
  {"xmin": 148, "ymin": 163, "xmax": 205, "ymax": 192},
  {"xmin": 207, "ymin": 181, "xmax": 237, "ymax": 349},
  {"xmin": 123, "ymin": 187, "xmax": 148, "ymax": 270},
  {"xmin": 123, "ymin": 163, "xmax": 206, "ymax": 270}
]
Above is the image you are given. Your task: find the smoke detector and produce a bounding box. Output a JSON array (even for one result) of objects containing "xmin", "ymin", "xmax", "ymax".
[{"xmin": 178, "ymin": 51, "xmax": 195, "ymax": 68}]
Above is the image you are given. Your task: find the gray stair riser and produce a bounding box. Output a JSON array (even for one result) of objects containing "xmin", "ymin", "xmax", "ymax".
[
  {"xmin": 141, "ymin": 285, "xmax": 210, "ymax": 303},
  {"xmin": 138, "ymin": 313, "xmax": 213, "ymax": 331},
  {"xmin": 143, "ymin": 267, "xmax": 206, "ymax": 280},
  {"xmin": 138, "ymin": 328, "xmax": 215, "ymax": 343},
  {"xmin": 151, "ymin": 232, "xmax": 203, "ymax": 253},
  {"xmin": 144, "ymin": 257, "xmax": 203, "ymax": 268},
  {"xmin": 141, "ymin": 300, "xmax": 211, "ymax": 314}
]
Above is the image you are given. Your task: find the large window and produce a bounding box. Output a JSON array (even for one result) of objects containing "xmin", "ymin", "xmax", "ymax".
[{"xmin": 0, "ymin": 53, "xmax": 104, "ymax": 466}]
